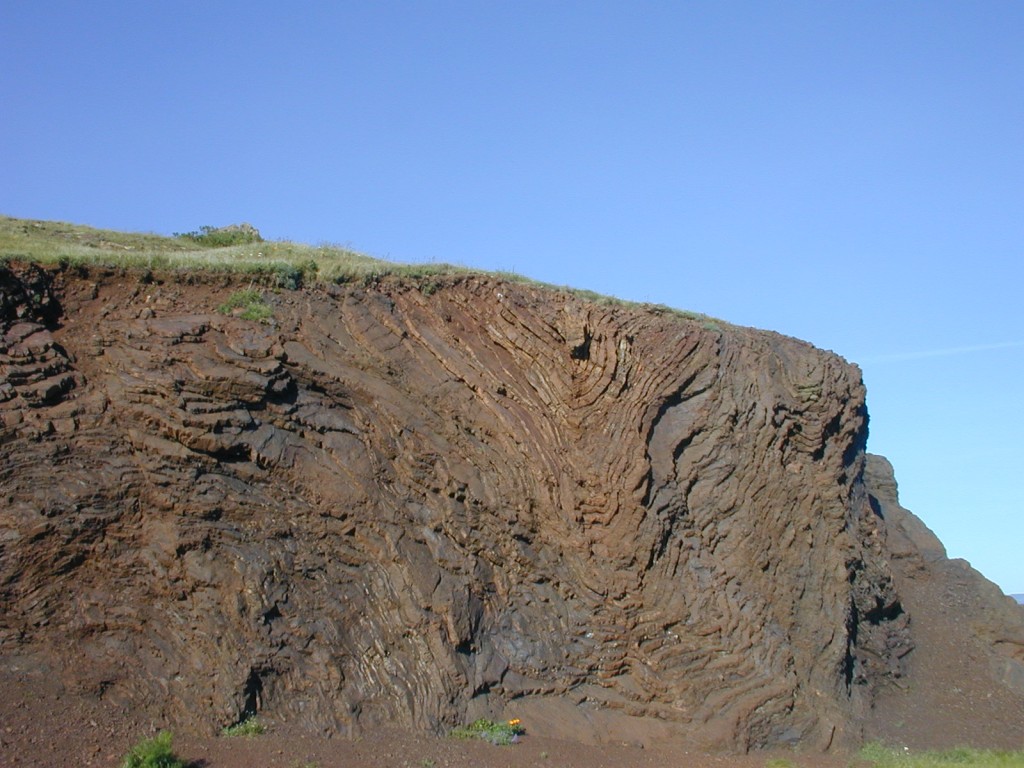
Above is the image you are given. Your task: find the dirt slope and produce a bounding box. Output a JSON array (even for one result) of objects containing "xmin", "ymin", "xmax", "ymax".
[
  {"xmin": 863, "ymin": 454, "xmax": 1024, "ymax": 749},
  {"xmin": 2, "ymin": 261, "xmax": 1022, "ymax": 764}
]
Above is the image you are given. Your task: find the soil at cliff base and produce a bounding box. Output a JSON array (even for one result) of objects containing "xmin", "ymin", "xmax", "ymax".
[{"xmin": 0, "ymin": 666, "xmax": 854, "ymax": 768}]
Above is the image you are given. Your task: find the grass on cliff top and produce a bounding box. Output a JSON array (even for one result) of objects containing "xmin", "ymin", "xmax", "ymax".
[
  {"xmin": 0, "ymin": 214, "xmax": 466, "ymax": 289},
  {"xmin": 858, "ymin": 743, "xmax": 1024, "ymax": 767},
  {"xmin": 0, "ymin": 214, "xmax": 720, "ymax": 324}
]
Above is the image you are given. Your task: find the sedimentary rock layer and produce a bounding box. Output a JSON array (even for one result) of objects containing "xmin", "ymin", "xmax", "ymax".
[{"xmin": 0, "ymin": 263, "xmax": 1008, "ymax": 750}]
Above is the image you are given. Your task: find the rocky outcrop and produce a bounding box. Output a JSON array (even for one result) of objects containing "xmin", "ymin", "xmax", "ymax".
[
  {"xmin": 863, "ymin": 455, "xmax": 1024, "ymax": 749},
  {"xmin": 0, "ymin": 264, "xmax": 80, "ymax": 414},
  {"xmin": 0, "ymin": 263, "xmax": 1019, "ymax": 751}
]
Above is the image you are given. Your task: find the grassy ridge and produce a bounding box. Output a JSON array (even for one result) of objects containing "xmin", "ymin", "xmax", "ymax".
[
  {"xmin": 0, "ymin": 214, "xmax": 719, "ymax": 324},
  {"xmin": 0, "ymin": 215, "xmax": 468, "ymax": 288}
]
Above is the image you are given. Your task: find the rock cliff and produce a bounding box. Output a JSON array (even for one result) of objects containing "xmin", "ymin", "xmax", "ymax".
[{"xmin": 1, "ymin": 261, "xmax": 1022, "ymax": 751}]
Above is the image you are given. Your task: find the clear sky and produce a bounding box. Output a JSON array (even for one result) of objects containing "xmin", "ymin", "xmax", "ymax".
[{"xmin": 3, "ymin": 2, "xmax": 1021, "ymax": 593}]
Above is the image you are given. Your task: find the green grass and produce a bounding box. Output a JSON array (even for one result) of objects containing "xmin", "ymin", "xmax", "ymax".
[
  {"xmin": 221, "ymin": 715, "xmax": 266, "ymax": 737},
  {"xmin": 450, "ymin": 718, "xmax": 525, "ymax": 746},
  {"xmin": 0, "ymin": 214, "xmax": 728, "ymax": 327},
  {"xmin": 120, "ymin": 731, "xmax": 187, "ymax": 768},
  {"xmin": 217, "ymin": 289, "xmax": 273, "ymax": 322},
  {"xmin": 0, "ymin": 214, "xmax": 473, "ymax": 288},
  {"xmin": 175, "ymin": 224, "xmax": 263, "ymax": 248},
  {"xmin": 859, "ymin": 742, "xmax": 1024, "ymax": 767}
]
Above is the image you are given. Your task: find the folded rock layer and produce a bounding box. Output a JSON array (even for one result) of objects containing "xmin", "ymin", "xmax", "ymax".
[{"xmin": 1, "ymin": 263, "xmax": 1021, "ymax": 750}]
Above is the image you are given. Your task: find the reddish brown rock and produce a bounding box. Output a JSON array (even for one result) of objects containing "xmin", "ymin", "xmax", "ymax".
[
  {"xmin": 863, "ymin": 454, "xmax": 1024, "ymax": 749},
  {"xmin": 1, "ymin": 263, "xmax": 1021, "ymax": 752}
]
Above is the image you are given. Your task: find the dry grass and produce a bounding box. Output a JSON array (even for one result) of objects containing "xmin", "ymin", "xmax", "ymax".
[
  {"xmin": 0, "ymin": 214, "xmax": 725, "ymax": 326},
  {"xmin": 0, "ymin": 215, "xmax": 465, "ymax": 287}
]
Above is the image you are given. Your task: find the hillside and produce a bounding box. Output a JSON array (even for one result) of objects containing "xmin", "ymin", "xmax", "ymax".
[{"xmin": 2, "ymin": 218, "xmax": 1023, "ymax": 762}]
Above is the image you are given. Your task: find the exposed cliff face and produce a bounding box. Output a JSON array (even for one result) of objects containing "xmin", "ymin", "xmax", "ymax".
[{"xmin": 0, "ymin": 262, "xmax": 1017, "ymax": 751}]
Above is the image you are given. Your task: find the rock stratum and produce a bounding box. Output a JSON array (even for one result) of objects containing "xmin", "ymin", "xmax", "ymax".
[{"xmin": 1, "ymin": 261, "xmax": 1023, "ymax": 752}]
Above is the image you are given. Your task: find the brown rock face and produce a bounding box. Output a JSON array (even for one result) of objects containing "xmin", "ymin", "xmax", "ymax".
[
  {"xmin": 863, "ymin": 455, "xmax": 1024, "ymax": 749},
  {"xmin": 1, "ymin": 264, "xmax": 1019, "ymax": 751}
]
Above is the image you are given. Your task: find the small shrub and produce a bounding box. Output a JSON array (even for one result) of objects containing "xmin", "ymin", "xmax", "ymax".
[
  {"xmin": 450, "ymin": 718, "xmax": 524, "ymax": 746},
  {"xmin": 217, "ymin": 289, "xmax": 272, "ymax": 322},
  {"xmin": 221, "ymin": 715, "xmax": 266, "ymax": 737},
  {"xmin": 298, "ymin": 258, "xmax": 319, "ymax": 282},
  {"xmin": 271, "ymin": 263, "xmax": 303, "ymax": 290},
  {"xmin": 176, "ymin": 224, "xmax": 262, "ymax": 248},
  {"xmin": 120, "ymin": 731, "xmax": 186, "ymax": 768}
]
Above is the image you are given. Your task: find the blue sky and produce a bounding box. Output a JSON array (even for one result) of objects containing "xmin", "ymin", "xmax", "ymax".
[{"xmin": 3, "ymin": 2, "xmax": 1021, "ymax": 593}]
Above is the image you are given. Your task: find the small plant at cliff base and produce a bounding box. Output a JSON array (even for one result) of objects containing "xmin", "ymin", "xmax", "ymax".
[
  {"xmin": 120, "ymin": 731, "xmax": 186, "ymax": 768},
  {"xmin": 221, "ymin": 714, "xmax": 266, "ymax": 737},
  {"xmin": 859, "ymin": 741, "xmax": 1024, "ymax": 767},
  {"xmin": 217, "ymin": 289, "xmax": 273, "ymax": 322},
  {"xmin": 450, "ymin": 718, "xmax": 524, "ymax": 746}
]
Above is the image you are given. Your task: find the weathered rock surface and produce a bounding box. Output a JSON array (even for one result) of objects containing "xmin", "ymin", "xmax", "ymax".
[
  {"xmin": 1, "ymin": 263, "xmax": 1021, "ymax": 751},
  {"xmin": 863, "ymin": 455, "xmax": 1024, "ymax": 749}
]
